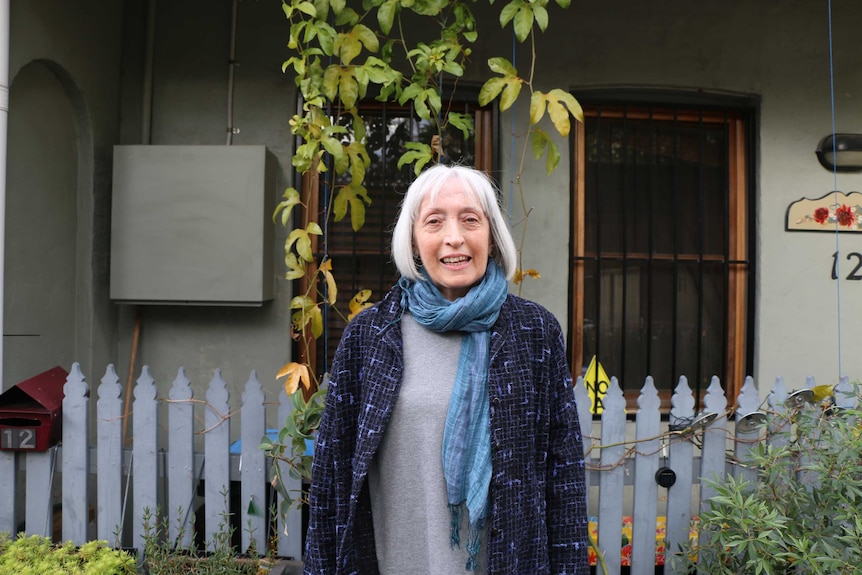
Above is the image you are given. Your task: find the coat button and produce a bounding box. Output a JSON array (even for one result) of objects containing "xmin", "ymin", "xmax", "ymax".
[{"xmin": 491, "ymin": 397, "xmax": 500, "ymax": 407}]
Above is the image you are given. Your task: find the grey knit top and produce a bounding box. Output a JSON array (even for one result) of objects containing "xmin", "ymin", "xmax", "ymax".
[{"xmin": 368, "ymin": 312, "xmax": 487, "ymax": 574}]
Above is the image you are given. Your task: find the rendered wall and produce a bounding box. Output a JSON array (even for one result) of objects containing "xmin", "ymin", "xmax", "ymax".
[{"xmin": 9, "ymin": 0, "xmax": 862, "ymax": 409}]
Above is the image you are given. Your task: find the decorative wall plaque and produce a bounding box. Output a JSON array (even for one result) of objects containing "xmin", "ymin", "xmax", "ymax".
[{"xmin": 786, "ymin": 191, "xmax": 862, "ymax": 232}]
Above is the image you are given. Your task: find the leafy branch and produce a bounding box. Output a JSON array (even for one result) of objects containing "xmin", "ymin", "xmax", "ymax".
[{"xmin": 265, "ymin": 0, "xmax": 584, "ymax": 524}]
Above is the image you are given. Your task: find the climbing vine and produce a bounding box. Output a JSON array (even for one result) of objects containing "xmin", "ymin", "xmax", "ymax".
[{"xmin": 262, "ymin": 0, "xmax": 583, "ymax": 520}]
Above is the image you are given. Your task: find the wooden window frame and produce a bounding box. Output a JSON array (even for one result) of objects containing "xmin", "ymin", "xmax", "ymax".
[{"xmin": 571, "ymin": 106, "xmax": 750, "ymax": 409}]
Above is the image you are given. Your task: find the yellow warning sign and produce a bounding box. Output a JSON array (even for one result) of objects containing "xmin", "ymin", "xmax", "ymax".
[{"xmin": 583, "ymin": 356, "xmax": 610, "ymax": 414}]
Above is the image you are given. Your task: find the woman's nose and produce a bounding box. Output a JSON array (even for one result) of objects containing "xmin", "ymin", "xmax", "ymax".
[{"xmin": 443, "ymin": 221, "xmax": 464, "ymax": 245}]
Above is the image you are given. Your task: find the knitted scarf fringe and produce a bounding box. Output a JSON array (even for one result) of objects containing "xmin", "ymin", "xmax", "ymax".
[{"xmin": 449, "ymin": 503, "xmax": 482, "ymax": 572}]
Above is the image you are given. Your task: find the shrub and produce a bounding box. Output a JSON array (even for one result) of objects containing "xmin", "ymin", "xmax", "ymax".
[
  {"xmin": 677, "ymin": 386, "xmax": 862, "ymax": 575},
  {"xmin": 0, "ymin": 533, "xmax": 135, "ymax": 575}
]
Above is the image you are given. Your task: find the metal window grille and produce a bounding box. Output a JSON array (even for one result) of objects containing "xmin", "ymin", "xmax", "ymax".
[{"xmin": 572, "ymin": 103, "xmax": 753, "ymax": 406}]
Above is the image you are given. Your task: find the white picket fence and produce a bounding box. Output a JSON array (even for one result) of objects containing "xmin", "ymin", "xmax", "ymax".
[
  {"xmin": 0, "ymin": 363, "xmax": 855, "ymax": 573},
  {"xmin": 573, "ymin": 373, "xmax": 855, "ymax": 575},
  {"xmin": 0, "ymin": 362, "xmax": 303, "ymax": 561}
]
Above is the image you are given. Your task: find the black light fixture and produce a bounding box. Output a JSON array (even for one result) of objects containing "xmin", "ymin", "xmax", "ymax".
[{"xmin": 815, "ymin": 133, "xmax": 862, "ymax": 172}]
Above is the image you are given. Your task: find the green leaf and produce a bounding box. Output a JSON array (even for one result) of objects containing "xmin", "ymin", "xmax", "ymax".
[
  {"xmin": 284, "ymin": 252, "xmax": 306, "ymax": 280},
  {"xmin": 313, "ymin": 0, "xmax": 330, "ymax": 18},
  {"xmin": 296, "ymin": 1, "xmax": 318, "ymax": 16},
  {"xmin": 397, "ymin": 142, "xmax": 434, "ymax": 175},
  {"xmin": 499, "ymin": 0, "xmax": 521, "ymax": 28},
  {"xmin": 425, "ymin": 88, "xmax": 442, "ymax": 115},
  {"xmin": 333, "ymin": 183, "xmax": 372, "ymax": 231},
  {"xmin": 291, "ymin": 302, "xmax": 324, "ymax": 338},
  {"xmin": 330, "ymin": 0, "xmax": 345, "ymax": 14},
  {"xmin": 339, "ymin": 69, "xmax": 360, "ymax": 107},
  {"xmin": 442, "ymin": 60, "xmax": 464, "ymax": 77},
  {"xmin": 334, "ymin": 6, "xmax": 359, "ymax": 25},
  {"xmin": 533, "ymin": 4, "xmax": 548, "ymax": 32},
  {"xmin": 499, "ymin": 77, "xmax": 522, "ymax": 111},
  {"xmin": 377, "ymin": 0, "xmax": 399, "ymax": 34},
  {"xmin": 530, "ymin": 128, "xmax": 561, "ymax": 173},
  {"xmin": 513, "ymin": 4, "xmax": 533, "ymax": 42},
  {"xmin": 446, "ymin": 112, "xmax": 474, "ymax": 141},
  {"xmin": 321, "ymin": 135, "xmax": 345, "ymax": 164},
  {"xmin": 336, "ymin": 32, "xmax": 362, "ymax": 65},
  {"xmin": 479, "ymin": 77, "xmax": 505, "ymax": 106},
  {"xmin": 322, "ymin": 65, "xmax": 340, "ymax": 101},
  {"xmin": 273, "ymin": 187, "xmax": 303, "ymax": 226},
  {"xmin": 536, "ymin": 89, "xmax": 583, "ymax": 136},
  {"xmin": 354, "ymin": 24, "xmax": 380, "ymax": 53},
  {"xmin": 530, "ymin": 90, "xmax": 546, "ymax": 126},
  {"xmin": 531, "ymin": 128, "xmax": 550, "ymax": 160},
  {"xmin": 346, "ymin": 141, "xmax": 371, "ymax": 182},
  {"xmin": 488, "ymin": 56, "xmax": 517, "ymax": 76}
]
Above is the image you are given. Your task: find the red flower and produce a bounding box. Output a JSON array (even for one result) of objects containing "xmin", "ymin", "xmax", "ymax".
[
  {"xmin": 814, "ymin": 207, "xmax": 830, "ymax": 224},
  {"xmin": 836, "ymin": 204, "xmax": 855, "ymax": 227}
]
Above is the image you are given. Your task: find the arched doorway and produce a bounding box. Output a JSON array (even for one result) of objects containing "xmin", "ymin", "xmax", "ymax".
[{"xmin": 4, "ymin": 61, "xmax": 78, "ymax": 386}]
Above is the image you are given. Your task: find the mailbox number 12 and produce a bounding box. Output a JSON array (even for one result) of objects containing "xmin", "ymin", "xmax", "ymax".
[
  {"xmin": 1, "ymin": 428, "xmax": 36, "ymax": 449},
  {"xmin": 831, "ymin": 251, "xmax": 862, "ymax": 281}
]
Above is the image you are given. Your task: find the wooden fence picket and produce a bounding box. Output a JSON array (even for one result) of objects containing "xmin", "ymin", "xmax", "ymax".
[
  {"xmin": 664, "ymin": 376, "xmax": 695, "ymax": 575},
  {"xmin": 133, "ymin": 366, "xmax": 159, "ymax": 550},
  {"xmin": 61, "ymin": 363, "xmax": 90, "ymax": 545},
  {"xmin": 96, "ymin": 365, "xmax": 123, "ymax": 543},
  {"xmin": 239, "ymin": 370, "xmax": 266, "ymax": 554},
  {"xmin": 597, "ymin": 377, "xmax": 626, "ymax": 575},
  {"xmin": 699, "ymin": 376, "xmax": 728, "ymax": 505},
  {"xmin": 203, "ymin": 369, "xmax": 231, "ymax": 551},
  {"xmin": 167, "ymin": 367, "xmax": 195, "ymax": 548},
  {"xmin": 631, "ymin": 376, "xmax": 660, "ymax": 575},
  {"xmin": 277, "ymin": 383, "xmax": 303, "ymax": 561}
]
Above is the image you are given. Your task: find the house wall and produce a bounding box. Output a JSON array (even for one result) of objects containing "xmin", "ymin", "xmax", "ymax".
[
  {"xmin": 111, "ymin": 0, "xmax": 296, "ymax": 422},
  {"xmin": 6, "ymin": 0, "xmax": 861, "ymax": 414},
  {"xmin": 464, "ymin": 0, "xmax": 862, "ymax": 393}
]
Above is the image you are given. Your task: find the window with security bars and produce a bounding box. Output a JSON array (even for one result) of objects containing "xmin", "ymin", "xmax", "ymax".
[
  {"xmin": 571, "ymin": 103, "xmax": 754, "ymax": 410},
  {"xmin": 302, "ymin": 100, "xmax": 495, "ymax": 373}
]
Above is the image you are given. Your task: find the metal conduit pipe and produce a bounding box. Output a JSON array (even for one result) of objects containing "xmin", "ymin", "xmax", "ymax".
[
  {"xmin": 226, "ymin": 0, "xmax": 238, "ymax": 145},
  {"xmin": 0, "ymin": 0, "xmax": 10, "ymax": 390},
  {"xmin": 142, "ymin": 0, "xmax": 157, "ymax": 145}
]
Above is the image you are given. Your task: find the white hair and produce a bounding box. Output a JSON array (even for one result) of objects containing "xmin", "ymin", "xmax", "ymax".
[{"xmin": 391, "ymin": 164, "xmax": 518, "ymax": 281}]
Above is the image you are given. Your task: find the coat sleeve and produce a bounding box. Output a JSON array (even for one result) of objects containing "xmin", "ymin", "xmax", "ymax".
[
  {"xmin": 544, "ymin": 316, "xmax": 591, "ymax": 575},
  {"xmin": 303, "ymin": 317, "xmax": 364, "ymax": 574}
]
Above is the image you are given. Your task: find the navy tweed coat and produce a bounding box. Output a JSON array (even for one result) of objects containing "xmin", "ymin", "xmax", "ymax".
[{"xmin": 303, "ymin": 285, "xmax": 590, "ymax": 575}]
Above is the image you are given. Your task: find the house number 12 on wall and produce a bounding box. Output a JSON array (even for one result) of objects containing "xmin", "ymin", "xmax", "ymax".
[{"xmin": 831, "ymin": 251, "xmax": 862, "ymax": 280}]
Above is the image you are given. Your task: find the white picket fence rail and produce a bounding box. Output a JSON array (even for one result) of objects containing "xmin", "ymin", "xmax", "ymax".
[{"xmin": 0, "ymin": 363, "xmax": 856, "ymax": 573}]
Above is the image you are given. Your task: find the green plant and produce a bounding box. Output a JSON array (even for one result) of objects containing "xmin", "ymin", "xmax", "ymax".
[
  {"xmin": 264, "ymin": 0, "xmax": 583, "ymax": 525},
  {"xmin": 259, "ymin": 376, "xmax": 326, "ymax": 518},
  {"xmin": 676, "ymin": 385, "xmax": 862, "ymax": 575},
  {"xmin": 0, "ymin": 532, "xmax": 135, "ymax": 575},
  {"xmin": 140, "ymin": 505, "xmax": 269, "ymax": 575}
]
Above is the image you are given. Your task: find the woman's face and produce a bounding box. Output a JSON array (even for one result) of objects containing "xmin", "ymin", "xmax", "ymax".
[{"xmin": 413, "ymin": 179, "xmax": 491, "ymax": 301}]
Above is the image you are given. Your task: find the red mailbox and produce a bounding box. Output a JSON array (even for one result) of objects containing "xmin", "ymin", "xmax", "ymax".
[{"xmin": 0, "ymin": 366, "xmax": 67, "ymax": 451}]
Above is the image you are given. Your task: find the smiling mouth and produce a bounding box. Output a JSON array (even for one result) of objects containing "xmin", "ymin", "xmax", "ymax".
[{"xmin": 441, "ymin": 256, "xmax": 470, "ymax": 264}]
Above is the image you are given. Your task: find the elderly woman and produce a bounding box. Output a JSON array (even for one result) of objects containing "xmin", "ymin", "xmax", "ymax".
[{"xmin": 303, "ymin": 164, "xmax": 589, "ymax": 575}]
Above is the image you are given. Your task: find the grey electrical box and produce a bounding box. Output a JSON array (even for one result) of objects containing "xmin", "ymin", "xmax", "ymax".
[{"xmin": 110, "ymin": 145, "xmax": 275, "ymax": 306}]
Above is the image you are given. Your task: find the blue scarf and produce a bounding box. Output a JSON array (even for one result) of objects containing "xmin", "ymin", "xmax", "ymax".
[{"xmin": 398, "ymin": 260, "xmax": 508, "ymax": 571}]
